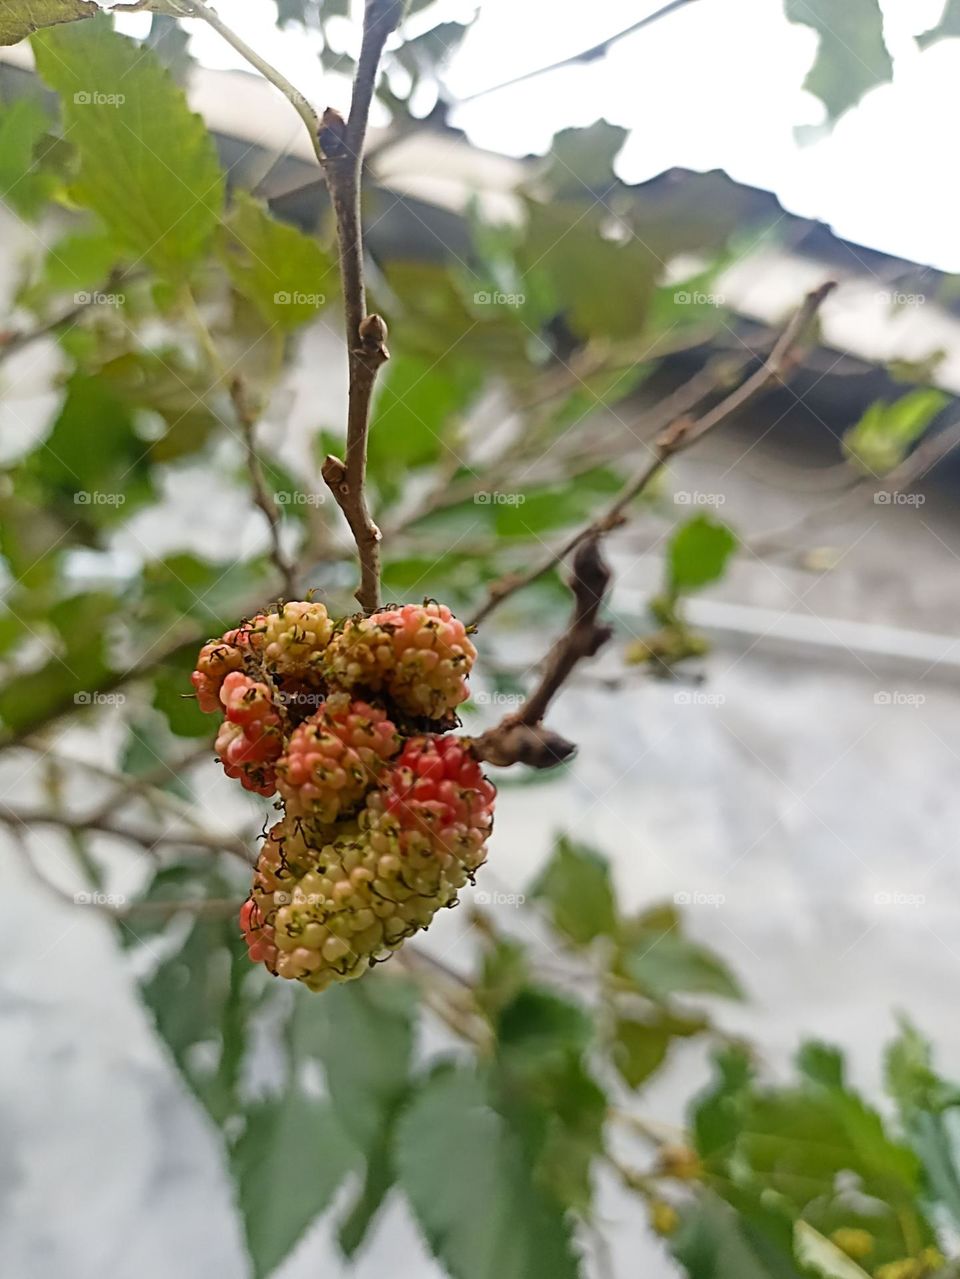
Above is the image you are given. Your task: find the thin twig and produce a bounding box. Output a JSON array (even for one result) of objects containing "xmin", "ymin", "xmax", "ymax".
[
  {"xmin": 318, "ymin": 0, "xmax": 403, "ymax": 612},
  {"xmin": 471, "ymin": 538, "xmax": 613, "ymax": 769},
  {"xmin": 457, "ymin": 0, "xmax": 701, "ymax": 103},
  {"xmin": 230, "ymin": 375, "xmax": 299, "ymax": 599},
  {"xmin": 468, "ymin": 282, "xmax": 837, "ymax": 627},
  {"xmin": 180, "ymin": 0, "xmax": 324, "ymax": 162},
  {"xmin": 0, "ymin": 804, "xmax": 254, "ymax": 863}
]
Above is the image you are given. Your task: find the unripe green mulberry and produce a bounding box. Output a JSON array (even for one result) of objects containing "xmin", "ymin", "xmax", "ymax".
[{"xmin": 260, "ymin": 600, "xmax": 334, "ymax": 679}]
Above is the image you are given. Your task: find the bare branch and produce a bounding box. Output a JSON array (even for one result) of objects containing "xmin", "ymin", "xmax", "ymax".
[
  {"xmin": 468, "ymin": 282, "xmax": 837, "ymax": 627},
  {"xmin": 0, "ymin": 804, "xmax": 254, "ymax": 863},
  {"xmin": 471, "ymin": 538, "xmax": 614, "ymax": 769},
  {"xmin": 230, "ymin": 375, "xmax": 299, "ymax": 600},
  {"xmin": 318, "ymin": 0, "xmax": 403, "ymax": 612}
]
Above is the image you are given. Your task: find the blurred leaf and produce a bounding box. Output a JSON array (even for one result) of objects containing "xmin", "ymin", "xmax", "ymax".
[
  {"xmin": 611, "ymin": 1018, "xmax": 672, "ymax": 1089},
  {"xmin": 25, "ymin": 226, "xmax": 120, "ymax": 301},
  {"xmin": 97, "ymin": 350, "xmax": 221, "ymax": 462},
  {"xmin": 395, "ymin": 1068, "xmax": 581, "ymax": 1279},
  {"xmin": 918, "ymin": 0, "xmax": 960, "ymax": 49},
  {"xmin": 0, "ymin": 0, "xmax": 96, "ymax": 44},
  {"xmin": 293, "ymin": 976, "xmax": 417, "ymax": 1153},
  {"xmin": 497, "ymin": 988, "xmax": 592, "ymax": 1062},
  {"xmin": 843, "ymin": 390, "xmax": 947, "ymax": 475},
  {"xmin": 492, "ymin": 469, "xmax": 622, "ymax": 539},
  {"xmin": 233, "ymin": 1090, "xmax": 357, "ymax": 1279},
  {"xmin": 672, "ymin": 1190, "xmax": 807, "ymax": 1279},
  {"xmin": 140, "ymin": 554, "xmax": 271, "ymax": 632},
  {"xmin": 519, "ymin": 200, "xmax": 659, "ymax": 341},
  {"xmin": 153, "ymin": 651, "xmax": 212, "ymax": 739},
  {"xmin": 367, "ymin": 351, "xmax": 482, "ymax": 496},
  {"xmin": 218, "ymin": 192, "xmax": 335, "ymax": 331},
  {"xmin": 668, "ymin": 515, "xmax": 737, "ymax": 595},
  {"xmin": 796, "ymin": 1040, "xmax": 846, "ymax": 1089},
  {"xmin": 618, "ymin": 906, "xmax": 742, "ymax": 1002},
  {"xmin": 529, "ymin": 834, "xmax": 618, "ymax": 946},
  {"xmin": 337, "ymin": 1133, "xmax": 394, "ymax": 1258},
  {"xmin": 693, "ymin": 1044, "xmax": 755, "ymax": 1158},
  {"xmin": 33, "ymin": 18, "xmax": 224, "ymax": 276},
  {"xmin": 141, "ymin": 894, "xmax": 252, "ymax": 1124},
  {"xmin": 785, "ymin": 0, "xmax": 892, "ymax": 122},
  {"xmin": 539, "ymin": 121, "xmax": 627, "ymax": 197},
  {"xmin": 0, "ymin": 98, "xmax": 57, "ymax": 215}
]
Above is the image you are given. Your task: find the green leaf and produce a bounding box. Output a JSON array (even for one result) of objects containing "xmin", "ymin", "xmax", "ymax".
[
  {"xmin": 611, "ymin": 1018, "xmax": 673, "ymax": 1089},
  {"xmin": 0, "ymin": 97, "xmax": 56, "ymax": 215},
  {"xmin": 668, "ymin": 515, "xmax": 737, "ymax": 595},
  {"xmin": 842, "ymin": 390, "xmax": 947, "ymax": 475},
  {"xmin": 33, "ymin": 18, "xmax": 224, "ymax": 277},
  {"xmin": 0, "ymin": 0, "xmax": 96, "ymax": 45},
  {"xmin": 218, "ymin": 191, "xmax": 335, "ymax": 331},
  {"xmin": 367, "ymin": 351, "xmax": 482, "ymax": 495},
  {"xmin": 672, "ymin": 1191, "xmax": 808, "ymax": 1279},
  {"xmin": 292, "ymin": 975, "xmax": 417, "ymax": 1152},
  {"xmin": 785, "ymin": 0, "xmax": 893, "ymax": 123},
  {"xmin": 692, "ymin": 1044, "xmax": 755, "ymax": 1159},
  {"xmin": 796, "ymin": 1040, "xmax": 846, "ymax": 1089},
  {"xmin": 395, "ymin": 1068, "xmax": 581, "ymax": 1279},
  {"xmin": 497, "ymin": 988, "xmax": 592, "ymax": 1062},
  {"xmin": 153, "ymin": 651, "xmax": 212, "ymax": 739},
  {"xmin": 140, "ymin": 895, "xmax": 253, "ymax": 1124},
  {"xmin": 336, "ymin": 1131, "xmax": 394, "ymax": 1258},
  {"xmin": 540, "ymin": 121, "xmax": 628, "ymax": 196},
  {"xmin": 918, "ymin": 0, "xmax": 960, "ymax": 49},
  {"xmin": 232, "ymin": 1090, "xmax": 357, "ymax": 1279},
  {"xmin": 618, "ymin": 907, "xmax": 742, "ymax": 1002},
  {"xmin": 529, "ymin": 834, "xmax": 618, "ymax": 946}
]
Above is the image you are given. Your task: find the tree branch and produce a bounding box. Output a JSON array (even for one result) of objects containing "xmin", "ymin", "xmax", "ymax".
[
  {"xmin": 470, "ymin": 537, "xmax": 614, "ymax": 769},
  {"xmin": 230, "ymin": 375, "xmax": 299, "ymax": 600},
  {"xmin": 468, "ymin": 282, "xmax": 837, "ymax": 627},
  {"xmin": 318, "ymin": 0, "xmax": 403, "ymax": 612},
  {"xmin": 0, "ymin": 804, "xmax": 254, "ymax": 863}
]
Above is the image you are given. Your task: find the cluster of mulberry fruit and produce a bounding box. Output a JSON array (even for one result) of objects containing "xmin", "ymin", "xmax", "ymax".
[{"xmin": 192, "ymin": 600, "xmax": 493, "ymax": 992}]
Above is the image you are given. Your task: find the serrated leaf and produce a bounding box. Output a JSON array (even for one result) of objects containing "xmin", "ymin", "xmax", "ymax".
[
  {"xmin": 395, "ymin": 1069, "xmax": 581, "ymax": 1279},
  {"xmin": 233, "ymin": 1091, "xmax": 357, "ymax": 1279},
  {"xmin": 529, "ymin": 834, "xmax": 618, "ymax": 946},
  {"xmin": 33, "ymin": 18, "xmax": 224, "ymax": 277},
  {"xmin": 218, "ymin": 191, "xmax": 335, "ymax": 331},
  {"xmin": 668, "ymin": 515, "xmax": 737, "ymax": 595},
  {"xmin": 0, "ymin": 0, "xmax": 96, "ymax": 45},
  {"xmin": 785, "ymin": 0, "xmax": 892, "ymax": 123},
  {"xmin": 618, "ymin": 910, "xmax": 742, "ymax": 1002}
]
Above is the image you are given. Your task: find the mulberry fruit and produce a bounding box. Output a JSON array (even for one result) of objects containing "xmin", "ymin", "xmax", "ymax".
[
  {"xmin": 323, "ymin": 602, "xmax": 476, "ymax": 721},
  {"xmin": 261, "ymin": 601, "xmax": 333, "ymax": 679},
  {"xmin": 214, "ymin": 672, "xmax": 282, "ymax": 795},
  {"xmin": 190, "ymin": 614, "xmax": 269, "ymax": 712},
  {"xmin": 277, "ymin": 693, "xmax": 401, "ymax": 823}
]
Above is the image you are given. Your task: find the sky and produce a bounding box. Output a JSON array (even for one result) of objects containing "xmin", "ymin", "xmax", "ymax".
[{"xmin": 120, "ymin": 0, "xmax": 960, "ymax": 272}]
